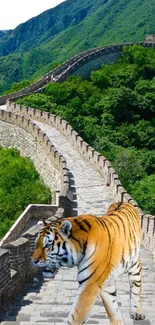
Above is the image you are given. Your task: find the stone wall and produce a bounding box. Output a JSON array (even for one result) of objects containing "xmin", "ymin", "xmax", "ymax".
[
  {"xmin": 0, "ymin": 108, "xmax": 73, "ymax": 310},
  {"xmin": 0, "ymin": 109, "xmax": 72, "ymax": 215},
  {"xmin": 145, "ymin": 34, "xmax": 155, "ymax": 42},
  {"xmin": 5, "ymin": 100, "xmax": 155, "ymax": 252},
  {"xmin": 0, "ymin": 120, "xmax": 61, "ymax": 195},
  {"xmin": 0, "ymin": 226, "xmax": 40, "ymax": 309},
  {"xmin": 73, "ymin": 52, "xmax": 120, "ymax": 78},
  {"xmin": 0, "ymin": 204, "xmax": 59, "ymax": 246},
  {"xmin": 0, "ymin": 40, "xmax": 155, "ymax": 310},
  {"xmin": 1, "ymin": 42, "xmax": 155, "ymax": 105}
]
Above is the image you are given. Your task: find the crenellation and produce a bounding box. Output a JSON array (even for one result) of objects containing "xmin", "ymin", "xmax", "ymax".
[
  {"xmin": 98, "ymin": 156, "xmax": 106, "ymax": 169},
  {"xmin": 117, "ymin": 185, "xmax": 127, "ymax": 202},
  {"xmin": 148, "ymin": 217, "xmax": 155, "ymax": 234},
  {"xmin": 142, "ymin": 215, "xmax": 149, "ymax": 234},
  {"xmin": 37, "ymin": 129, "xmax": 46, "ymax": 145},
  {"xmin": 71, "ymin": 130, "xmax": 79, "ymax": 143},
  {"xmin": 56, "ymin": 116, "xmax": 62, "ymax": 128},
  {"xmin": 67, "ymin": 124, "xmax": 74, "ymax": 137},
  {"xmin": 0, "ymin": 249, "xmax": 10, "ymax": 269},
  {"xmin": 49, "ymin": 113, "xmax": 56, "ymax": 125},
  {"xmin": 4, "ymin": 237, "xmax": 30, "ymax": 272},
  {"xmin": 93, "ymin": 151, "xmax": 101, "ymax": 165},
  {"xmin": 55, "ymin": 151, "xmax": 63, "ymax": 168},
  {"xmin": 3, "ymin": 102, "xmax": 155, "ymax": 252},
  {"xmin": 0, "ymin": 249, "xmax": 11, "ymax": 307},
  {"xmin": 122, "ymin": 192, "xmax": 133, "ymax": 203},
  {"xmin": 0, "ymin": 41, "xmax": 155, "ymax": 313},
  {"xmin": 61, "ymin": 119, "xmax": 68, "ymax": 132},
  {"xmin": 76, "ymin": 136, "xmax": 83, "ymax": 150},
  {"xmin": 81, "ymin": 141, "xmax": 89, "ymax": 156},
  {"xmin": 104, "ymin": 160, "xmax": 112, "ymax": 185},
  {"xmin": 87, "ymin": 146, "xmax": 95, "ymax": 162},
  {"xmin": 42, "ymin": 110, "xmax": 50, "ymax": 122},
  {"xmin": 111, "ymin": 179, "xmax": 122, "ymax": 199}
]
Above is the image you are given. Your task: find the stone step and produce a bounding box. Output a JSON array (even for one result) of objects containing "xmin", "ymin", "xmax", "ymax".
[
  {"xmin": 2, "ymin": 317, "xmax": 152, "ymax": 325},
  {"xmin": 1, "ymin": 112, "xmax": 155, "ymax": 325},
  {"xmin": 1, "ymin": 322, "xmax": 20, "ymax": 325},
  {"xmin": 1, "ymin": 322, "xmax": 111, "ymax": 325}
]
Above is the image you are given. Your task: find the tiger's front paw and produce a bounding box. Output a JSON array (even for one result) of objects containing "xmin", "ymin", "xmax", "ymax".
[{"xmin": 130, "ymin": 311, "xmax": 145, "ymax": 320}]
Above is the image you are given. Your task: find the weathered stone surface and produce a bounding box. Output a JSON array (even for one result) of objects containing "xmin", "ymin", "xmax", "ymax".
[
  {"xmin": 0, "ymin": 120, "xmax": 61, "ymax": 195},
  {"xmin": 0, "ymin": 102, "xmax": 155, "ymax": 324},
  {"xmin": 34, "ymin": 121, "xmax": 113, "ymax": 216},
  {"xmin": 1, "ymin": 248, "xmax": 155, "ymax": 324}
]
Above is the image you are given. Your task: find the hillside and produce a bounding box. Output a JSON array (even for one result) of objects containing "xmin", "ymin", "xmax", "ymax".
[
  {"xmin": 0, "ymin": 0, "xmax": 155, "ymax": 93},
  {"xmin": 17, "ymin": 45, "xmax": 155, "ymax": 215},
  {"xmin": 0, "ymin": 147, "xmax": 51, "ymax": 238}
]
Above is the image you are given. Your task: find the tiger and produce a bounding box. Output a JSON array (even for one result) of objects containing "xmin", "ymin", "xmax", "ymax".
[{"xmin": 32, "ymin": 202, "xmax": 145, "ymax": 325}]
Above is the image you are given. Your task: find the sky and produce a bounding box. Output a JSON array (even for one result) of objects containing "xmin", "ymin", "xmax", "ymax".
[{"xmin": 0, "ymin": 0, "xmax": 65, "ymax": 30}]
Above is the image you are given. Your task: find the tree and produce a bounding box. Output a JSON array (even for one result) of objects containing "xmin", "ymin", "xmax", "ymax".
[
  {"xmin": 130, "ymin": 175, "xmax": 155, "ymax": 214},
  {"xmin": 0, "ymin": 148, "xmax": 51, "ymax": 238}
]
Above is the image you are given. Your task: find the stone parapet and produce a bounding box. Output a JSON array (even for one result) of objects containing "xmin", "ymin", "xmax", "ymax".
[
  {"xmin": 145, "ymin": 34, "xmax": 155, "ymax": 43},
  {"xmin": 0, "ymin": 225, "xmax": 40, "ymax": 309},
  {"xmin": 0, "ymin": 108, "xmax": 73, "ymax": 309},
  {"xmin": 5, "ymin": 100, "xmax": 155, "ymax": 253},
  {"xmin": 0, "ymin": 42, "xmax": 155, "ymax": 104},
  {"xmin": 0, "ymin": 204, "xmax": 59, "ymax": 247},
  {"xmin": 0, "ymin": 40, "xmax": 155, "ymax": 311}
]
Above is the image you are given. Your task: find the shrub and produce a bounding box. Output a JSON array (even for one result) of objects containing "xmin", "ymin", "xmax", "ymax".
[{"xmin": 0, "ymin": 148, "xmax": 51, "ymax": 238}]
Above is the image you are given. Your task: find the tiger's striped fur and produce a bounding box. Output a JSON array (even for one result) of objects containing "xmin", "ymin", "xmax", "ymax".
[{"xmin": 32, "ymin": 202, "xmax": 145, "ymax": 325}]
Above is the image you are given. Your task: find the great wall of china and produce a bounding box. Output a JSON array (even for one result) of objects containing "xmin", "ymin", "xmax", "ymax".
[
  {"xmin": 0, "ymin": 39, "xmax": 155, "ymax": 324},
  {"xmin": 0, "ymin": 38, "xmax": 155, "ymax": 105}
]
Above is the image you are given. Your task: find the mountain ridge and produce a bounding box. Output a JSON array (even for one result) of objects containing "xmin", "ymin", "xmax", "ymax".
[{"xmin": 0, "ymin": 0, "xmax": 154, "ymax": 94}]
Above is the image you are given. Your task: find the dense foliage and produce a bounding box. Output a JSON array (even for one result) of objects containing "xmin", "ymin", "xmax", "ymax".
[
  {"xmin": 17, "ymin": 46, "xmax": 155, "ymax": 214},
  {"xmin": 3, "ymin": 80, "xmax": 33, "ymax": 95},
  {"xmin": 0, "ymin": 148, "xmax": 51, "ymax": 238},
  {"xmin": 0, "ymin": 0, "xmax": 154, "ymax": 93}
]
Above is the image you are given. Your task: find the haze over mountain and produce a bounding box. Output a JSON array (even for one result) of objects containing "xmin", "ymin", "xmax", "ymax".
[{"xmin": 0, "ymin": 0, "xmax": 154, "ymax": 94}]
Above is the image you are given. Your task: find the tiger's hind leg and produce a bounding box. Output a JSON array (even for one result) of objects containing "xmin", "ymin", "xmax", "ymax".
[
  {"xmin": 100, "ymin": 283, "xmax": 124, "ymax": 325},
  {"xmin": 128, "ymin": 258, "xmax": 145, "ymax": 321}
]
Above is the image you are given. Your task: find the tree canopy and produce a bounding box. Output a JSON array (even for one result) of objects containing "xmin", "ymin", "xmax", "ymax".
[
  {"xmin": 0, "ymin": 148, "xmax": 51, "ymax": 238},
  {"xmin": 17, "ymin": 45, "xmax": 155, "ymax": 214}
]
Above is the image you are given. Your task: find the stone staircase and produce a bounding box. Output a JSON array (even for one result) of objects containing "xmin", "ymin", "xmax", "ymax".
[
  {"xmin": 1, "ymin": 106, "xmax": 155, "ymax": 324},
  {"xmin": 1, "ymin": 247, "xmax": 155, "ymax": 325},
  {"xmin": 34, "ymin": 121, "xmax": 113, "ymax": 216}
]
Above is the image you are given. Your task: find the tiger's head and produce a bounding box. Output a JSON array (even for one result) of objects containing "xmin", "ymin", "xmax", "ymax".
[{"xmin": 32, "ymin": 218, "xmax": 78, "ymax": 276}]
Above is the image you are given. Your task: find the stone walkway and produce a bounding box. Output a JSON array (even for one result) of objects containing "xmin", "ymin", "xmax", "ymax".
[
  {"xmin": 1, "ymin": 246, "xmax": 155, "ymax": 325},
  {"xmin": 1, "ymin": 107, "xmax": 155, "ymax": 324},
  {"xmin": 34, "ymin": 121, "xmax": 113, "ymax": 216}
]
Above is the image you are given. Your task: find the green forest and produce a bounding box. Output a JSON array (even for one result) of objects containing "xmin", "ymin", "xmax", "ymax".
[
  {"xmin": 17, "ymin": 45, "xmax": 155, "ymax": 215},
  {"xmin": 0, "ymin": 148, "xmax": 51, "ymax": 238},
  {"xmin": 0, "ymin": 0, "xmax": 154, "ymax": 93}
]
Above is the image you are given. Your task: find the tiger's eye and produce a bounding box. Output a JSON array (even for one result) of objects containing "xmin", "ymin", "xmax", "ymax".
[{"xmin": 63, "ymin": 257, "xmax": 68, "ymax": 263}]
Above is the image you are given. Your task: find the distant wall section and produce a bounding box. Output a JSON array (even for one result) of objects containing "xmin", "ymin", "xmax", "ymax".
[
  {"xmin": 73, "ymin": 52, "xmax": 120, "ymax": 78},
  {"xmin": 1, "ymin": 42, "xmax": 155, "ymax": 104}
]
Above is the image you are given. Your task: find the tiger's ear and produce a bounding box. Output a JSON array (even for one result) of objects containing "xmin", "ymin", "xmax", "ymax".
[
  {"xmin": 37, "ymin": 219, "xmax": 47, "ymax": 227},
  {"xmin": 61, "ymin": 220, "xmax": 72, "ymax": 237},
  {"xmin": 42, "ymin": 219, "xmax": 47, "ymax": 227}
]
